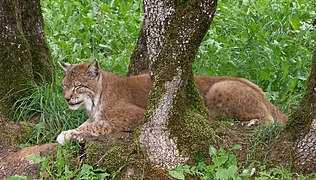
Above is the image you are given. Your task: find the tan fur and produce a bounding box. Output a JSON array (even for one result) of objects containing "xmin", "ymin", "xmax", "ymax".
[{"xmin": 56, "ymin": 60, "xmax": 287, "ymax": 144}]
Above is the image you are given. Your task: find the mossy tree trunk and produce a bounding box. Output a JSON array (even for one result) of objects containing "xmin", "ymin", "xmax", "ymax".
[
  {"xmin": 0, "ymin": 0, "xmax": 53, "ymax": 118},
  {"xmin": 284, "ymin": 48, "xmax": 316, "ymax": 173},
  {"xmin": 127, "ymin": 23, "xmax": 149, "ymax": 76},
  {"xmin": 20, "ymin": 0, "xmax": 54, "ymax": 83},
  {"xmin": 139, "ymin": 0, "xmax": 218, "ymax": 169}
]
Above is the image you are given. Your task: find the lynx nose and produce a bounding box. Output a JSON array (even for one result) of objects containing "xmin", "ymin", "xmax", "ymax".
[
  {"xmin": 64, "ymin": 97, "xmax": 71, "ymax": 102},
  {"xmin": 64, "ymin": 93, "xmax": 72, "ymax": 102}
]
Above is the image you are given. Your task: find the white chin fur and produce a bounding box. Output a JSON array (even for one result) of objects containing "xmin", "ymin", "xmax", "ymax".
[{"xmin": 84, "ymin": 99, "xmax": 93, "ymax": 112}]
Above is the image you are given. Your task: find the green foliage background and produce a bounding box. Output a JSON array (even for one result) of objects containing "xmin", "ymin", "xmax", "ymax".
[{"xmin": 43, "ymin": 0, "xmax": 315, "ymax": 113}]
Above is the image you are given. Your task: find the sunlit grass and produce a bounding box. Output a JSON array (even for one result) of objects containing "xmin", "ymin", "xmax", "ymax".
[{"xmin": 42, "ymin": 0, "xmax": 142, "ymax": 75}]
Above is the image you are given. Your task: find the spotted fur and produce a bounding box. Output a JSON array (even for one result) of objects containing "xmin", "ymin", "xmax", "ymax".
[{"xmin": 56, "ymin": 60, "xmax": 287, "ymax": 144}]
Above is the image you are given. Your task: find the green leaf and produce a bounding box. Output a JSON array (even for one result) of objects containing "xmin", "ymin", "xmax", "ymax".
[
  {"xmin": 231, "ymin": 144, "xmax": 242, "ymax": 150},
  {"xmin": 215, "ymin": 168, "xmax": 229, "ymax": 180},
  {"xmin": 291, "ymin": 14, "xmax": 301, "ymax": 30},
  {"xmin": 7, "ymin": 175, "xmax": 31, "ymax": 180},
  {"xmin": 227, "ymin": 165, "xmax": 238, "ymax": 176},
  {"xmin": 26, "ymin": 155, "xmax": 46, "ymax": 163},
  {"xmin": 209, "ymin": 145, "xmax": 217, "ymax": 157},
  {"xmin": 213, "ymin": 156, "xmax": 229, "ymax": 167},
  {"xmin": 259, "ymin": 70, "xmax": 273, "ymax": 82},
  {"xmin": 169, "ymin": 170, "xmax": 185, "ymax": 180}
]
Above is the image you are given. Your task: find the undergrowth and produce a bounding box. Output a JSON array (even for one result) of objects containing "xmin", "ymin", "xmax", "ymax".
[
  {"xmin": 8, "ymin": 142, "xmax": 114, "ymax": 180},
  {"xmin": 169, "ymin": 145, "xmax": 316, "ymax": 180}
]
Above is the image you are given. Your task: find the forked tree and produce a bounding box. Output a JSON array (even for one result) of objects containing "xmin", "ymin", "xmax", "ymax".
[
  {"xmin": 0, "ymin": 0, "xmax": 54, "ymax": 118},
  {"xmin": 132, "ymin": 0, "xmax": 218, "ymax": 169},
  {"xmin": 129, "ymin": 0, "xmax": 316, "ymax": 173}
]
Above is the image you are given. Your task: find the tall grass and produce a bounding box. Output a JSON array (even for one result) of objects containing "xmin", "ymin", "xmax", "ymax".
[
  {"xmin": 13, "ymin": 83, "xmax": 86, "ymax": 144},
  {"xmin": 42, "ymin": 0, "xmax": 142, "ymax": 75},
  {"xmin": 195, "ymin": 0, "xmax": 316, "ymax": 112}
]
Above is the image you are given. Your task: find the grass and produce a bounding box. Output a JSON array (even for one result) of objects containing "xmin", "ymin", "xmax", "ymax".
[
  {"xmin": 169, "ymin": 145, "xmax": 316, "ymax": 180},
  {"xmin": 42, "ymin": 0, "xmax": 142, "ymax": 75},
  {"xmin": 13, "ymin": 82, "xmax": 86, "ymax": 145},
  {"xmin": 195, "ymin": 0, "xmax": 316, "ymax": 113},
  {"xmin": 8, "ymin": 0, "xmax": 316, "ymax": 178},
  {"xmin": 8, "ymin": 142, "xmax": 112, "ymax": 180}
]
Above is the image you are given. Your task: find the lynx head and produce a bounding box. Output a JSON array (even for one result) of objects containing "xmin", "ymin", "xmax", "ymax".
[{"xmin": 58, "ymin": 60, "xmax": 101, "ymax": 112}]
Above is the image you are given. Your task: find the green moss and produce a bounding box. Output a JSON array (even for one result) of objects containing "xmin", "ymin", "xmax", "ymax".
[
  {"xmin": 84, "ymin": 137, "xmax": 130, "ymax": 173},
  {"xmin": 0, "ymin": 34, "xmax": 34, "ymax": 117},
  {"xmin": 0, "ymin": 121, "xmax": 33, "ymax": 147},
  {"xmin": 168, "ymin": 108, "xmax": 215, "ymax": 160},
  {"xmin": 19, "ymin": 0, "xmax": 54, "ymax": 83},
  {"xmin": 29, "ymin": 39, "xmax": 55, "ymax": 83},
  {"xmin": 0, "ymin": 1, "xmax": 34, "ymax": 117},
  {"xmin": 80, "ymin": 133, "xmax": 170, "ymax": 179},
  {"xmin": 0, "ymin": 0, "xmax": 54, "ymax": 118},
  {"xmin": 165, "ymin": 72, "xmax": 215, "ymax": 160},
  {"xmin": 285, "ymin": 105, "xmax": 311, "ymax": 141}
]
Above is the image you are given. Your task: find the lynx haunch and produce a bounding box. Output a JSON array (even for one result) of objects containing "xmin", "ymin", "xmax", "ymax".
[{"xmin": 56, "ymin": 60, "xmax": 287, "ymax": 144}]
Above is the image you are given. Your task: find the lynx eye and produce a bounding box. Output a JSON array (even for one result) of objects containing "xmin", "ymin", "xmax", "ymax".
[{"xmin": 73, "ymin": 82, "xmax": 83, "ymax": 91}]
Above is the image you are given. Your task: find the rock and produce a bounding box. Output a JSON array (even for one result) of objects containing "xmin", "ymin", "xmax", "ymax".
[{"xmin": 0, "ymin": 143, "xmax": 57, "ymax": 179}]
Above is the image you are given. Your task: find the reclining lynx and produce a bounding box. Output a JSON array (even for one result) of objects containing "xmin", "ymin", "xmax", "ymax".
[{"xmin": 57, "ymin": 60, "xmax": 287, "ymax": 144}]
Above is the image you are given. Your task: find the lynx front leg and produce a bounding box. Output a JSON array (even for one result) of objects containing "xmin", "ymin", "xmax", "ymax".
[
  {"xmin": 56, "ymin": 120, "xmax": 113, "ymax": 144},
  {"xmin": 56, "ymin": 103, "xmax": 145, "ymax": 144}
]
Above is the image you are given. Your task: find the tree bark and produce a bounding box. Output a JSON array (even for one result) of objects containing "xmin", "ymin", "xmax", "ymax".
[
  {"xmin": 127, "ymin": 23, "xmax": 150, "ymax": 76},
  {"xmin": 0, "ymin": 0, "xmax": 53, "ymax": 117},
  {"xmin": 20, "ymin": 0, "xmax": 54, "ymax": 83},
  {"xmin": 285, "ymin": 49, "xmax": 316, "ymax": 173},
  {"xmin": 139, "ymin": 0, "xmax": 218, "ymax": 169},
  {"xmin": 0, "ymin": 0, "xmax": 34, "ymax": 115}
]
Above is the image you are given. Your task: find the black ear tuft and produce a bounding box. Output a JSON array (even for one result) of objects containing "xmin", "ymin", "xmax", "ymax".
[
  {"xmin": 58, "ymin": 61, "xmax": 73, "ymax": 72},
  {"xmin": 87, "ymin": 59, "xmax": 100, "ymax": 79}
]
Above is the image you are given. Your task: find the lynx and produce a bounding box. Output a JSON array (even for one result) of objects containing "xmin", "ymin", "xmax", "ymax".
[{"xmin": 56, "ymin": 60, "xmax": 287, "ymax": 144}]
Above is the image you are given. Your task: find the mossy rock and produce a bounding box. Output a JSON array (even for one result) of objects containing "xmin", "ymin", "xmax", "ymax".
[
  {"xmin": 83, "ymin": 132, "xmax": 134, "ymax": 172},
  {"xmin": 79, "ymin": 131, "xmax": 172, "ymax": 179},
  {"xmin": 0, "ymin": 121, "xmax": 33, "ymax": 149}
]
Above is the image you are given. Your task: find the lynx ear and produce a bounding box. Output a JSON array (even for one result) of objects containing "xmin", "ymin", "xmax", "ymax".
[
  {"xmin": 58, "ymin": 61, "xmax": 73, "ymax": 72},
  {"xmin": 87, "ymin": 59, "xmax": 100, "ymax": 79}
]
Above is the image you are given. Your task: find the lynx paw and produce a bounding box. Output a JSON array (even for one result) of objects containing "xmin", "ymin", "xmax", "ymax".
[
  {"xmin": 246, "ymin": 119, "xmax": 260, "ymax": 127},
  {"xmin": 56, "ymin": 130, "xmax": 83, "ymax": 144}
]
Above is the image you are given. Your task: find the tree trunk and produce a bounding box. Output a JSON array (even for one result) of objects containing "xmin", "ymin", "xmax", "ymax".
[
  {"xmin": 20, "ymin": 0, "xmax": 54, "ymax": 83},
  {"xmin": 0, "ymin": 0, "xmax": 53, "ymax": 117},
  {"xmin": 285, "ymin": 48, "xmax": 316, "ymax": 173},
  {"xmin": 127, "ymin": 22, "xmax": 150, "ymax": 76},
  {"xmin": 139, "ymin": 0, "xmax": 218, "ymax": 169},
  {"xmin": 0, "ymin": 0, "xmax": 34, "ymax": 116}
]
